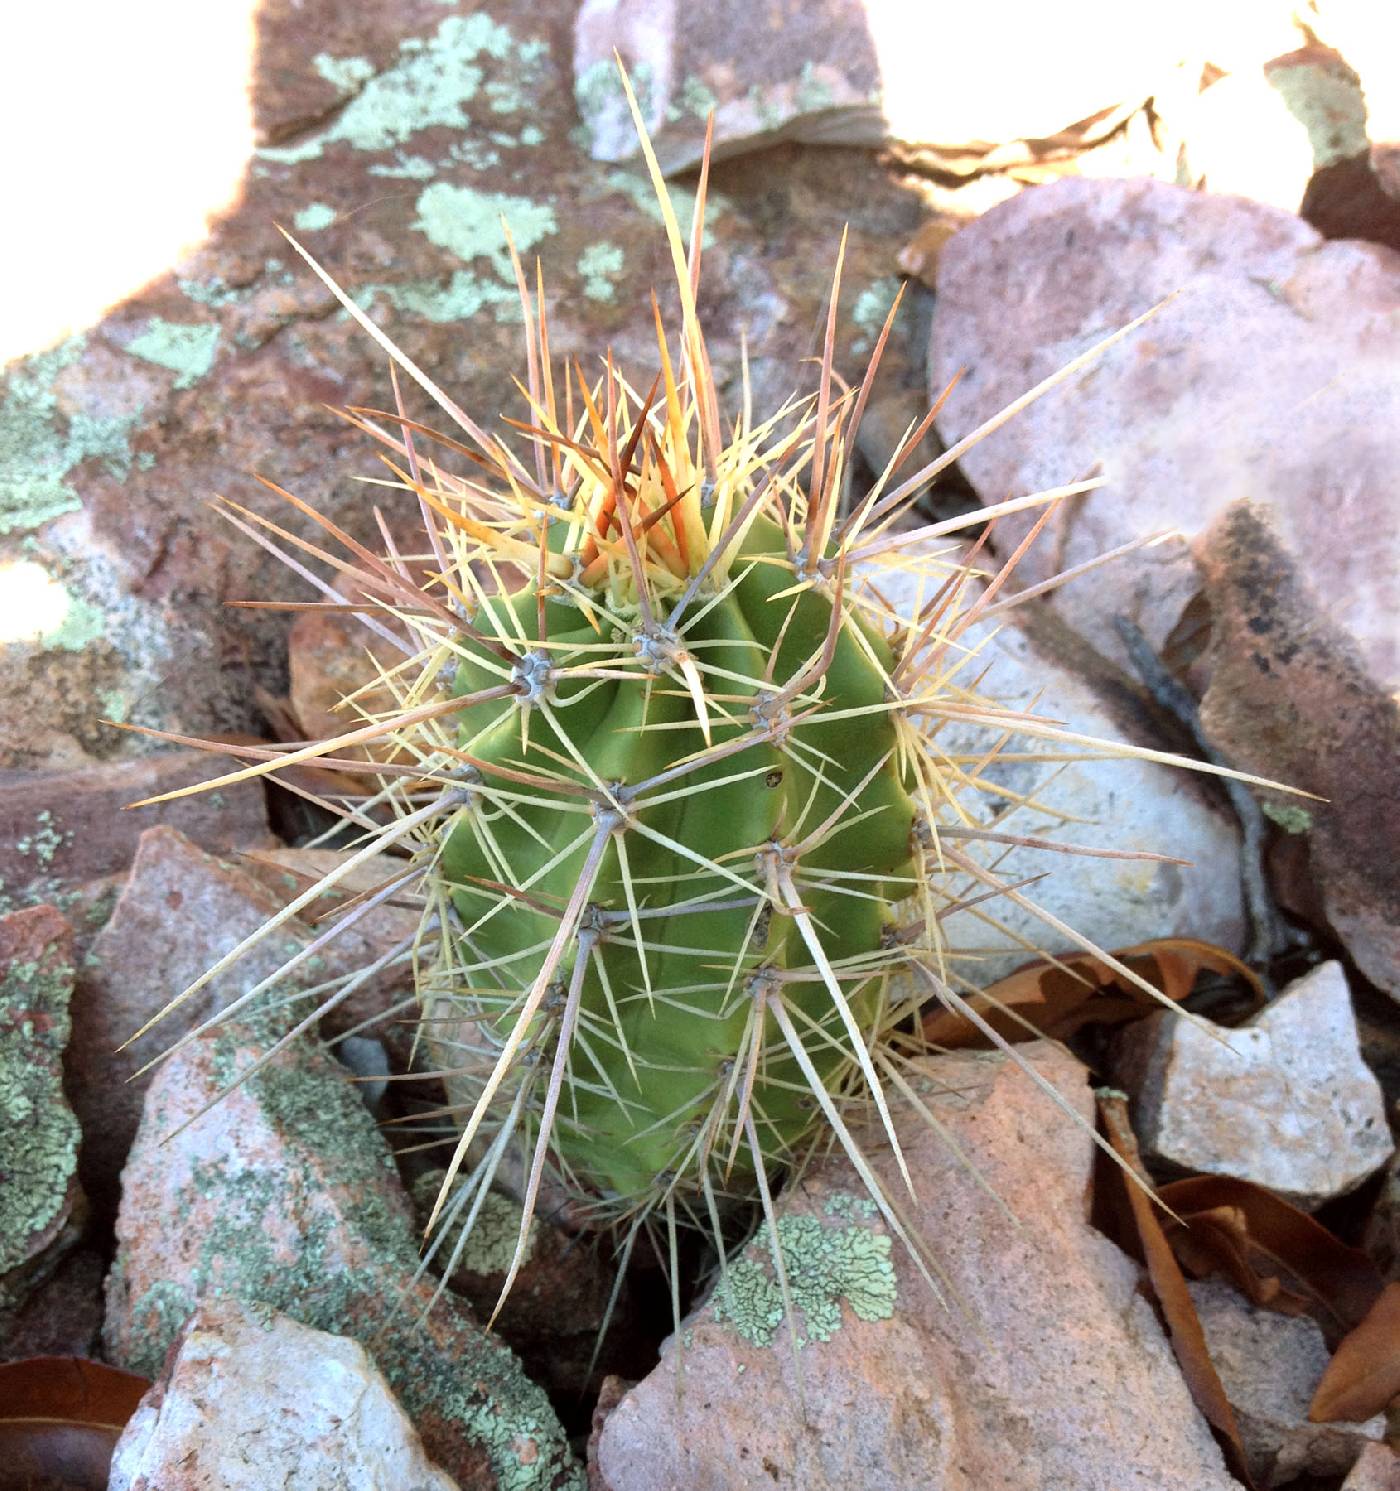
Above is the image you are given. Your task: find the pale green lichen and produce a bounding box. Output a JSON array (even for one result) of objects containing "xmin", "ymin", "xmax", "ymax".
[
  {"xmin": 851, "ymin": 277, "xmax": 902, "ymax": 355},
  {"xmin": 126, "ymin": 319, "xmax": 220, "ymax": 390},
  {"xmin": 1268, "ymin": 60, "xmax": 1368, "ymax": 169},
  {"xmin": 712, "ymin": 1195, "xmax": 896, "ymax": 1348},
  {"xmin": 39, "ymin": 588, "xmax": 106, "ymax": 652},
  {"xmin": 1263, "ymin": 801, "xmax": 1314, "ymax": 835},
  {"xmin": 412, "ymin": 183, "xmax": 557, "ymax": 274},
  {"xmin": 578, "ymin": 242, "xmax": 625, "ymax": 302},
  {"xmin": 356, "ymin": 271, "xmax": 521, "ymax": 325},
  {"xmin": 575, "ymin": 59, "xmax": 660, "ymax": 159},
  {"xmin": 262, "ymin": 15, "xmax": 542, "ymax": 166},
  {"xmin": 1, "ymin": 337, "xmax": 142, "ymax": 534},
  {"xmin": 0, "ymin": 936, "xmax": 80, "ymax": 1291},
  {"xmin": 292, "ymin": 202, "xmax": 337, "ymax": 232},
  {"xmin": 676, "ymin": 74, "xmax": 719, "ymax": 123}
]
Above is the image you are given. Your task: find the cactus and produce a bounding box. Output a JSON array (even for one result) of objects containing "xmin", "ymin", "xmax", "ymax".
[{"xmin": 123, "ymin": 75, "xmax": 1283, "ymax": 1324}]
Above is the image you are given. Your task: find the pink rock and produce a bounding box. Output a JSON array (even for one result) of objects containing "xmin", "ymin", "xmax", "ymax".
[
  {"xmin": 1344, "ymin": 1444, "xmax": 1400, "ymax": 1491},
  {"xmin": 109, "ymin": 1300, "xmax": 460, "ymax": 1491},
  {"xmin": 1189, "ymin": 1278, "xmax": 1387, "ymax": 1483},
  {"xmin": 0, "ymin": 749, "xmax": 270, "ymax": 937},
  {"xmin": 928, "ymin": 174, "xmax": 1400, "ymax": 698},
  {"xmin": 595, "ymin": 1044, "xmax": 1236, "ymax": 1491},
  {"xmin": 1114, "ymin": 961, "xmax": 1393, "ymax": 1209}
]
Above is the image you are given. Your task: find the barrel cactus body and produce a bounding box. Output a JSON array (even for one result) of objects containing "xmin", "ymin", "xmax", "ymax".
[{"xmin": 437, "ymin": 514, "xmax": 918, "ymax": 1213}]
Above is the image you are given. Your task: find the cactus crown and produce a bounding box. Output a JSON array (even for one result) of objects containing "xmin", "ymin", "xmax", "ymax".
[{"xmin": 121, "ymin": 73, "xmax": 1285, "ymax": 1331}]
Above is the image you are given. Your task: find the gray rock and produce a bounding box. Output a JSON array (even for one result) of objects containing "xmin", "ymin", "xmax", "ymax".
[
  {"xmin": 1189, "ymin": 1278, "xmax": 1386, "ymax": 1484},
  {"xmin": 1115, "ymin": 961, "xmax": 1394, "ymax": 1209},
  {"xmin": 110, "ymin": 1300, "xmax": 461, "ymax": 1491}
]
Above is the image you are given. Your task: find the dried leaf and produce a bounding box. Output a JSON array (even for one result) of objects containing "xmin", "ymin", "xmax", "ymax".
[
  {"xmin": 1159, "ymin": 1176, "xmax": 1383, "ymax": 1341},
  {"xmin": 1309, "ymin": 1283, "xmax": 1400, "ymax": 1423},
  {"xmin": 0, "ymin": 1356, "xmax": 149, "ymax": 1489},
  {"xmin": 1098, "ymin": 1094, "xmax": 1258, "ymax": 1489},
  {"xmin": 924, "ymin": 937, "xmax": 1264, "ymax": 1048}
]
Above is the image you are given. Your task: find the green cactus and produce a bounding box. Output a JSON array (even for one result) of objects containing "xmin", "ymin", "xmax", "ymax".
[{"xmin": 125, "ymin": 72, "xmax": 1285, "ymax": 1326}]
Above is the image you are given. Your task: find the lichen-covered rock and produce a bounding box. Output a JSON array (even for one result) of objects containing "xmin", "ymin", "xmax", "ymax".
[
  {"xmin": 104, "ymin": 1013, "xmax": 580, "ymax": 1490},
  {"xmin": 4, "ymin": 0, "xmax": 922, "ymax": 776},
  {"xmin": 0, "ymin": 905, "xmax": 82, "ymax": 1317},
  {"xmin": 594, "ymin": 1044, "xmax": 1237, "ymax": 1491},
  {"xmin": 1114, "ymin": 961, "xmax": 1394, "ymax": 1209},
  {"xmin": 1189, "ymin": 1279, "xmax": 1387, "ymax": 1484},
  {"xmin": 110, "ymin": 1300, "xmax": 461, "ymax": 1491}
]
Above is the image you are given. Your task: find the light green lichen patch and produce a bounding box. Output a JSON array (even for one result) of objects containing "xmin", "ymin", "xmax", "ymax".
[
  {"xmin": 850, "ymin": 277, "xmax": 902, "ymax": 355},
  {"xmin": 1, "ymin": 337, "xmax": 142, "ymax": 535},
  {"xmin": 1269, "ymin": 60, "xmax": 1368, "ymax": 169},
  {"xmin": 413, "ymin": 1170, "xmax": 538, "ymax": 1277},
  {"xmin": 578, "ymin": 242, "xmax": 625, "ymax": 302},
  {"xmin": 177, "ymin": 276, "xmax": 245, "ymax": 309},
  {"xmin": 712, "ymin": 1195, "xmax": 896, "ymax": 1348},
  {"xmin": 412, "ymin": 183, "xmax": 557, "ymax": 274},
  {"xmin": 356, "ymin": 271, "xmax": 521, "ymax": 325},
  {"xmin": 676, "ymin": 74, "xmax": 719, "ymax": 123},
  {"xmin": 1263, "ymin": 801, "xmax": 1313, "ymax": 835},
  {"xmin": 575, "ymin": 59, "xmax": 660, "ymax": 159},
  {"xmin": 0, "ymin": 930, "xmax": 80, "ymax": 1289},
  {"xmin": 262, "ymin": 15, "xmax": 543, "ymax": 165},
  {"xmin": 292, "ymin": 202, "xmax": 337, "ymax": 232},
  {"xmin": 126, "ymin": 319, "xmax": 220, "ymax": 390}
]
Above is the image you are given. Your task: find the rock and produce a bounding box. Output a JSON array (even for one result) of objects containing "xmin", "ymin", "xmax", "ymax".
[
  {"xmin": 4, "ymin": 0, "xmax": 923, "ymax": 778},
  {"xmin": 1344, "ymin": 1444, "xmax": 1400, "ymax": 1491},
  {"xmin": 1189, "ymin": 1279, "xmax": 1387, "ymax": 1484},
  {"xmin": 594, "ymin": 1043, "xmax": 1237, "ymax": 1491},
  {"xmin": 1365, "ymin": 1154, "xmax": 1400, "ymax": 1281},
  {"xmin": 1195, "ymin": 502, "xmax": 1400, "ymax": 999},
  {"xmin": 872, "ymin": 546, "xmax": 1246, "ymax": 981},
  {"xmin": 0, "ymin": 749, "xmax": 270, "ymax": 938},
  {"xmin": 0, "ymin": 1246, "xmax": 104, "ymax": 1360},
  {"xmin": 70, "ymin": 826, "xmax": 415, "ymax": 1217},
  {"xmin": 573, "ymin": 0, "xmax": 1224, "ymax": 175},
  {"xmin": 1114, "ymin": 961, "xmax": 1393, "ymax": 1209},
  {"xmin": 109, "ymin": 1299, "xmax": 461, "ymax": 1491},
  {"xmin": 0, "ymin": 906, "xmax": 82, "ymax": 1318},
  {"xmin": 928, "ymin": 175, "xmax": 1400, "ymax": 700},
  {"xmin": 286, "ymin": 606, "xmax": 409, "ymax": 747},
  {"xmin": 103, "ymin": 1014, "xmax": 580, "ymax": 1489}
]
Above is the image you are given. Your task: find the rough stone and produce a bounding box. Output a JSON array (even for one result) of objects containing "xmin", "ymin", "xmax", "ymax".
[
  {"xmin": 4, "ymin": 0, "xmax": 924, "ymax": 777},
  {"xmin": 574, "ymin": 0, "xmax": 1225, "ymax": 175},
  {"xmin": 0, "ymin": 749, "xmax": 270, "ymax": 936},
  {"xmin": 0, "ymin": 906, "xmax": 82, "ymax": 1316},
  {"xmin": 595, "ymin": 1044, "xmax": 1236, "ymax": 1491},
  {"xmin": 1365, "ymin": 1153, "xmax": 1400, "ymax": 1282},
  {"xmin": 109, "ymin": 1300, "xmax": 461, "ymax": 1491},
  {"xmin": 928, "ymin": 175, "xmax": 1400, "ymax": 699},
  {"xmin": 1114, "ymin": 961, "xmax": 1393, "ymax": 1209},
  {"xmin": 1194, "ymin": 502, "xmax": 1400, "ymax": 999},
  {"xmin": 872, "ymin": 545, "xmax": 1246, "ymax": 982},
  {"xmin": 104, "ymin": 1015, "xmax": 581, "ymax": 1489},
  {"xmin": 1343, "ymin": 1444, "xmax": 1400, "ymax": 1491},
  {"xmin": 1189, "ymin": 1278, "xmax": 1387, "ymax": 1484},
  {"xmin": 0, "ymin": 1246, "xmax": 104, "ymax": 1360}
]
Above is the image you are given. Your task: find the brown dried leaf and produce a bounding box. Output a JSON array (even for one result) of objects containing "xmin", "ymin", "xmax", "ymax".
[
  {"xmin": 923, "ymin": 937, "xmax": 1264, "ymax": 1048},
  {"xmin": 1098, "ymin": 1094, "xmax": 1258, "ymax": 1489},
  {"xmin": 0, "ymin": 1356, "xmax": 149, "ymax": 1489},
  {"xmin": 1158, "ymin": 1176, "xmax": 1384, "ymax": 1341},
  {"xmin": 1309, "ymin": 1283, "xmax": 1400, "ymax": 1423}
]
